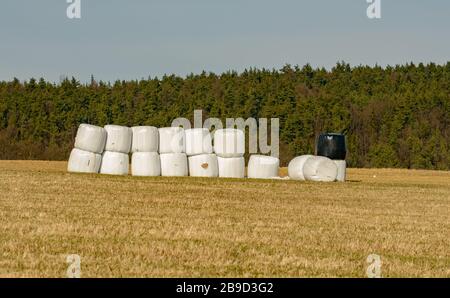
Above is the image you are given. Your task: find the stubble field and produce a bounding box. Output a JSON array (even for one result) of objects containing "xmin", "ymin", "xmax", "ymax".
[{"xmin": 0, "ymin": 160, "xmax": 449, "ymax": 277}]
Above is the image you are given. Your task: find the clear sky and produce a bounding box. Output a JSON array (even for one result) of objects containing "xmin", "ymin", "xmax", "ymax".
[{"xmin": 0, "ymin": 0, "xmax": 449, "ymax": 82}]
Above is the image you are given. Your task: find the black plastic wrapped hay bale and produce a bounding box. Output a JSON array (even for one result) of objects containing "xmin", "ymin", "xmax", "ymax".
[{"xmin": 316, "ymin": 133, "xmax": 347, "ymax": 160}]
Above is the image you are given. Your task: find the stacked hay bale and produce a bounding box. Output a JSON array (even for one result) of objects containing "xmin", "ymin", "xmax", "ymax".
[
  {"xmin": 68, "ymin": 124, "xmax": 107, "ymax": 174},
  {"xmin": 68, "ymin": 124, "xmax": 347, "ymax": 184},
  {"xmin": 131, "ymin": 126, "xmax": 160, "ymax": 177},
  {"xmin": 186, "ymin": 128, "xmax": 218, "ymax": 177},
  {"xmin": 159, "ymin": 127, "xmax": 188, "ymax": 177},
  {"xmin": 247, "ymin": 155, "xmax": 280, "ymax": 179},
  {"xmin": 100, "ymin": 125, "xmax": 132, "ymax": 175},
  {"xmin": 316, "ymin": 133, "xmax": 347, "ymax": 182},
  {"xmin": 214, "ymin": 129, "xmax": 245, "ymax": 178}
]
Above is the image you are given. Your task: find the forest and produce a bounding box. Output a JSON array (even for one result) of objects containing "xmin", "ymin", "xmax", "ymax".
[{"xmin": 0, "ymin": 62, "xmax": 449, "ymax": 169}]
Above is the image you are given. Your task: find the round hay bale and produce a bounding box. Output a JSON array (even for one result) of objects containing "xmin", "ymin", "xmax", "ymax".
[
  {"xmin": 288, "ymin": 155, "xmax": 314, "ymax": 181},
  {"xmin": 67, "ymin": 148, "xmax": 102, "ymax": 174},
  {"xmin": 160, "ymin": 153, "xmax": 188, "ymax": 177},
  {"xmin": 213, "ymin": 129, "xmax": 245, "ymax": 158},
  {"xmin": 334, "ymin": 160, "xmax": 347, "ymax": 182},
  {"xmin": 100, "ymin": 151, "xmax": 129, "ymax": 176},
  {"xmin": 104, "ymin": 125, "xmax": 132, "ymax": 154},
  {"xmin": 316, "ymin": 133, "xmax": 347, "ymax": 160},
  {"xmin": 131, "ymin": 152, "xmax": 161, "ymax": 177},
  {"xmin": 217, "ymin": 156, "xmax": 245, "ymax": 178},
  {"xmin": 74, "ymin": 124, "xmax": 107, "ymax": 154},
  {"xmin": 185, "ymin": 128, "xmax": 213, "ymax": 156},
  {"xmin": 247, "ymin": 155, "xmax": 280, "ymax": 179},
  {"xmin": 303, "ymin": 156, "xmax": 338, "ymax": 182},
  {"xmin": 159, "ymin": 127, "xmax": 185, "ymax": 154},
  {"xmin": 131, "ymin": 126, "xmax": 159, "ymax": 153},
  {"xmin": 188, "ymin": 154, "xmax": 218, "ymax": 177}
]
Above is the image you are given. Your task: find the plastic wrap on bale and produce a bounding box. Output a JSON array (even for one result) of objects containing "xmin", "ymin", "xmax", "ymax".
[
  {"xmin": 131, "ymin": 126, "xmax": 159, "ymax": 153},
  {"xmin": 316, "ymin": 133, "xmax": 347, "ymax": 160},
  {"xmin": 131, "ymin": 152, "xmax": 161, "ymax": 177},
  {"xmin": 159, "ymin": 127, "xmax": 185, "ymax": 154},
  {"xmin": 185, "ymin": 128, "xmax": 213, "ymax": 156},
  {"xmin": 188, "ymin": 154, "xmax": 218, "ymax": 177},
  {"xmin": 288, "ymin": 155, "xmax": 314, "ymax": 181},
  {"xmin": 334, "ymin": 160, "xmax": 347, "ymax": 182},
  {"xmin": 247, "ymin": 155, "xmax": 280, "ymax": 179},
  {"xmin": 160, "ymin": 153, "xmax": 188, "ymax": 177},
  {"xmin": 74, "ymin": 124, "xmax": 107, "ymax": 154},
  {"xmin": 213, "ymin": 129, "xmax": 245, "ymax": 158},
  {"xmin": 68, "ymin": 148, "xmax": 102, "ymax": 174},
  {"xmin": 303, "ymin": 156, "xmax": 338, "ymax": 182},
  {"xmin": 100, "ymin": 151, "xmax": 129, "ymax": 175},
  {"xmin": 104, "ymin": 125, "xmax": 132, "ymax": 154},
  {"xmin": 217, "ymin": 156, "xmax": 245, "ymax": 178}
]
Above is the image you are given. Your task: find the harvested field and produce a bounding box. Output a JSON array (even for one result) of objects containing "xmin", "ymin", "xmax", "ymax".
[{"xmin": 0, "ymin": 160, "xmax": 449, "ymax": 277}]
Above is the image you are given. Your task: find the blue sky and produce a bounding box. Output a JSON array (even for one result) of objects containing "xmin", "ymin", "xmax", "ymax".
[{"xmin": 0, "ymin": 0, "xmax": 449, "ymax": 82}]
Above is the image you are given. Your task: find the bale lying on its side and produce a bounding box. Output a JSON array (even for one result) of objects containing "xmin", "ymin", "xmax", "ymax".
[
  {"xmin": 303, "ymin": 156, "xmax": 338, "ymax": 182},
  {"xmin": 288, "ymin": 155, "xmax": 314, "ymax": 181}
]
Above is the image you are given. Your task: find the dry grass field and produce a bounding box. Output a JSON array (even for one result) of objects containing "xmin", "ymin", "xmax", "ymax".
[{"xmin": 0, "ymin": 160, "xmax": 449, "ymax": 277}]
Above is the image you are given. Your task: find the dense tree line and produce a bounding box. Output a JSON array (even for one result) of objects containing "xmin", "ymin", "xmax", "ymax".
[{"xmin": 0, "ymin": 62, "xmax": 449, "ymax": 169}]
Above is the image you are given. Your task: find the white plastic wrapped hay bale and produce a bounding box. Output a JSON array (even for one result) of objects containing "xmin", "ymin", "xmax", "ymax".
[
  {"xmin": 104, "ymin": 125, "xmax": 132, "ymax": 153},
  {"xmin": 74, "ymin": 124, "xmax": 107, "ymax": 154},
  {"xmin": 188, "ymin": 154, "xmax": 218, "ymax": 177},
  {"xmin": 67, "ymin": 148, "xmax": 102, "ymax": 174},
  {"xmin": 131, "ymin": 126, "xmax": 159, "ymax": 153},
  {"xmin": 159, "ymin": 127, "xmax": 185, "ymax": 154},
  {"xmin": 334, "ymin": 160, "xmax": 347, "ymax": 182},
  {"xmin": 303, "ymin": 156, "xmax": 338, "ymax": 182},
  {"xmin": 131, "ymin": 152, "xmax": 161, "ymax": 177},
  {"xmin": 160, "ymin": 153, "xmax": 188, "ymax": 177},
  {"xmin": 247, "ymin": 155, "xmax": 280, "ymax": 179},
  {"xmin": 213, "ymin": 129, "xmax": 245, "ymax": 158},
  {"xmin": 288, "ymin": 155, "xmax": 314, "ymax": 181},
  {"xmin": 185, "ymin": 128, "xmax": 213, "ymax": 156},
  {"xmin": 100, "ymin": 151, "xmax": 129, "ymax": 175},
  {"xmin": 217, "ymin": 156, "xmax": 245, "ymax": 178}
]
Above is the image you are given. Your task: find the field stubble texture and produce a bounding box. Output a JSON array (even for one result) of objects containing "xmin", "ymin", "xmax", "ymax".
[{"xmin": 0, "ymin": 161, "xmax": 449, "ymax": 277}]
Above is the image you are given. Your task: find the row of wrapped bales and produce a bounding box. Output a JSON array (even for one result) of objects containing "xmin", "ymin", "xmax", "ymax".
[
  {"xmin": 69, "ymin": 124, "xmax": 345, "ymax": 182},
  {"xmin": 69, "ymin": 124, "xmax": 255, "ymax": 179}
]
